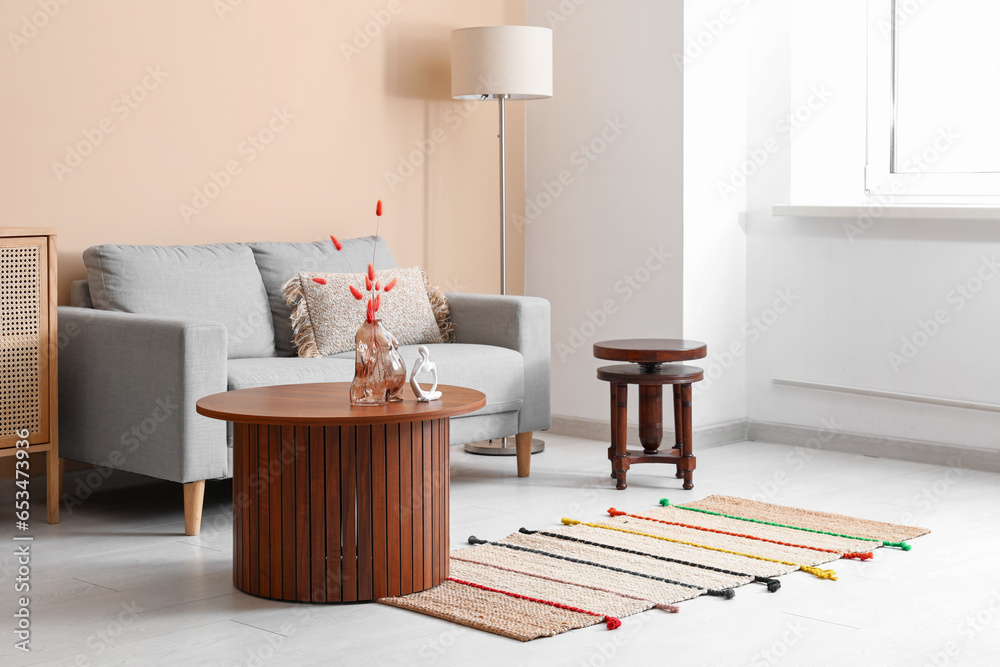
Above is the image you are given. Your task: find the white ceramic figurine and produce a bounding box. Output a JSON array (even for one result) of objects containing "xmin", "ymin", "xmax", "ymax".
[{"xmin": 409, "ymin": 345, "xmax": 442, "ymax": 402}]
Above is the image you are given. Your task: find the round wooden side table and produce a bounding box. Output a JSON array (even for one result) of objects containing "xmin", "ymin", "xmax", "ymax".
[
  {"xmin": 594, "ymin": 339, "xmax": 707, "ymax": 491},
  {"xmin": 196, "ymin": 382, "xmax": 485, "ymax": 603}
]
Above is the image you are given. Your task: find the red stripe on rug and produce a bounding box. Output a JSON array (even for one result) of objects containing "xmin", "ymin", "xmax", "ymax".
[
  {"xmin": 608, "ymin": 508, "xmax": 873, "ymax": 561},
  {"xmin": 447, "ymin": 577, "xmax": 623, "ymax": 629}
]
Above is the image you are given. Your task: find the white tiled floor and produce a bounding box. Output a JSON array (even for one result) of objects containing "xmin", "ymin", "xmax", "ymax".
[{"xmin": 3, "ymin": 435, "xmax": 999, "ymax": 666}]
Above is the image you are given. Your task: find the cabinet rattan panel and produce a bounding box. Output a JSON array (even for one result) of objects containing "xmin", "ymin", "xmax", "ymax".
[{"xmin": 1, "ymin": 243, "xmax": 43, "ymax": 440}]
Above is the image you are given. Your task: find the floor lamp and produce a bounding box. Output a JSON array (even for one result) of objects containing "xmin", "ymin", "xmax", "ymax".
[{"xmin": 451, "ymin": 25, "xmax": 552, "ymax": 457}]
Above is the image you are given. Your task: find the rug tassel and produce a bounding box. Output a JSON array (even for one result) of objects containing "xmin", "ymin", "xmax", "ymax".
[
  {"xmin": 754, "ymin": 576, "xmax": 781, "ymax": 592},
  {"xmin": 706, "ymin": 588, "xmax": 736, "ymax": 599},
  {"xmin": 519, "ymin": 528, "xmax": 537, "ymax": 535},
  {"xmin": 799, "ymin": 565, "xmax": 838, "ymax": 580},
  {"xmin": 605, "ymin": 616, "xmax": 622, "ymax": 630},
  {"xmin": 659, "ymin": 498, "xmax": 671, "ymax": 506},
  {"xmin": 655, "ymin": 603, "xmax": 680, "ymax": 613},
  {"xmin": 608, "ymin": 508, "xmax": 626, "ymax": 517},
  {"xmin": 883, "ymin": 540, "xmax": 911, "ymax": 551},
  {"xmin": 843, "ymin": 551, "xmax": 874, "ymax": 561},
  {"xmin": 468, "ymin": 536, "xmax": 488, "ymax": 545},
  {"xmin": 562, "ymin": 518, "xmax": 581, "ymax": 526}
]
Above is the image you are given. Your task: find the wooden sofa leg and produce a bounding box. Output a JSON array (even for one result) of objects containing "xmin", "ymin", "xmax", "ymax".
[
  {"xmin": 183, "ymin": 480, "xmax": 206, "ymax": 536},
  {"xmin": 515, "ymin": 432, "xmax": 533, "ymax": 478}
]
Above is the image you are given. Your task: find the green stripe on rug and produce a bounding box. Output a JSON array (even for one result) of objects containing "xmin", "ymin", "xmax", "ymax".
[{"xmin": 659, "ymin": 498, "xmax": 912, "ymax": 550}]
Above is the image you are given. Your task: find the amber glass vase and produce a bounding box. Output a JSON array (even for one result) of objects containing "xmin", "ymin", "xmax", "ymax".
[{"xmin": 350, "ymin": 319, "xmax": 407, "ymax": 406}]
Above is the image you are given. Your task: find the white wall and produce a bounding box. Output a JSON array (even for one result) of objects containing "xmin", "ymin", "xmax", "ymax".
[
  {"xmin": 745, "ymin": 0, "xmax": 1000, "ymax": 452},
  {"xmin": 526, "ymin": 0, "xmax": 999, "ymax": 455},
  {"xmin": 681, "ymin": 0, "xmax": 749, "ymax": 430},
  {"xmin": 525, "ymin": 0, "xmax": 684, "ymax": 425}
]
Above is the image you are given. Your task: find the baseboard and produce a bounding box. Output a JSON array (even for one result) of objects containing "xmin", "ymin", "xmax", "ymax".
[
  {"xmin": 748, "ymin": 419, "xmax": 1000, "ymax": 474},
  {"xmin": 550, "ymin": 414, "xmax": 1000, "ymax": 473},
  {"xmin": 549, "ymin": 415, "xmax": 747, "ymax": 449}
]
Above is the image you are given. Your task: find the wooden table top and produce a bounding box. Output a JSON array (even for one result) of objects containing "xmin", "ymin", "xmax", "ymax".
[
  {"xmin": 196, "ymin": 382, "xmax": 486, "ymax": 426},
  {"xmin": 593, "ymin": 338, "xmax": 708, "ymax": 363}
]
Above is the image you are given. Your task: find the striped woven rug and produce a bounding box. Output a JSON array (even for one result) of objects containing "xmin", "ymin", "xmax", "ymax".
[{"xmin": 378, "ymin": 495, "xmax": 930, "ymax": 641}]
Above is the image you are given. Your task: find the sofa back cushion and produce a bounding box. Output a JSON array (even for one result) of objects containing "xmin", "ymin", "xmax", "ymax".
[
  {"xmin": 83, "ymin": 243, "xmax": 276, "ymax": 359},
  {"xmin": 70, "ymin": 279, "xmax": 93, "ymax": 308},
  {"xmin": 248, "ymin": 237, "xmax": 396, "ymax": 356}
]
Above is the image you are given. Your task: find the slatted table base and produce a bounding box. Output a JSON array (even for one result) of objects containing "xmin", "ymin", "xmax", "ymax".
[{"xmin": 232, "ymin": 417, "xmax": 450, "ymax": 602}]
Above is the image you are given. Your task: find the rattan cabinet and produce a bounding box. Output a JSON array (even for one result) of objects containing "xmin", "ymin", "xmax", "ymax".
[{"xmin": 1, "ymin": 228, "xmax": 59, "ymax": 524}]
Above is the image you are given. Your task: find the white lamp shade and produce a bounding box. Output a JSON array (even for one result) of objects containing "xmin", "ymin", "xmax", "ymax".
[{"xmin": 451, "ymin": 26, "xmax": 553, "ymax": 100}]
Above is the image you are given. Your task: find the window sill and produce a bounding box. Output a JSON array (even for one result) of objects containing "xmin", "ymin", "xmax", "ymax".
[{"xmin": 772, "ymin": 204, "xmax": 1000, "ymax": 220}]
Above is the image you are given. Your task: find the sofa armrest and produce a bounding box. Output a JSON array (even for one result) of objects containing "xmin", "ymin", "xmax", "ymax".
[
  {"xmin": 446, "ymin": 294, "xmax": 551, "ymax": 433},
  {"xmin": 58, "ymin": 307, "xmax": 229, "ymax": 484}
]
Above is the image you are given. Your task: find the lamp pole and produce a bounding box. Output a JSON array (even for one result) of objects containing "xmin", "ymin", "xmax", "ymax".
[
  {"xmin": 451, "ymin": 26, "xmax": 550, "ymax": 459},
  {"xmin": 499, "ymin": 93, "xmax": 507, "ymax": 295}
]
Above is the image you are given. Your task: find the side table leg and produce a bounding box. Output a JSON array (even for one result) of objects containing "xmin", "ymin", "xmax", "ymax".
[
  {"xmin": 608, "ymin": 382, "xmax": 617, "ymax": 478},
  {"xmin": 673, "ymin": 385, "xmax": 683, "ymax": 478},
  {"xmin": 680, "ymin": 383, "xmax": 695, "ymax": 490},
  {"xmin": 638, "ymin": 385, "xmax": 663, "ymax": 455},
  {"xmin": 610, "ymin": 383, "xmax": 629, "ymax": 490}
]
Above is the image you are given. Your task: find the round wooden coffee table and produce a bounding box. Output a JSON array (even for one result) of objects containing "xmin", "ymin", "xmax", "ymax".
[
  {"xmin": 196, "ymin": 382, "xmax": 485, "ymax": 603},
  {"xmin": 594, "ymin": 339, "xmax": 707, "ymax": 491}
]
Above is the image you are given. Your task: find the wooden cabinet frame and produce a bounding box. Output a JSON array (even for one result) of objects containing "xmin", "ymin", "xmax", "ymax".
[{"xmin": 1, "ymin": 228, "xmax": 60, "ymax": 524}]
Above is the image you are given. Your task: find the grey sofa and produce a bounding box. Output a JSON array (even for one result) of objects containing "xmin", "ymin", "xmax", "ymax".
[{"xmin": 58, "ymin": 237, "xmax": 550, "ymax": 535}]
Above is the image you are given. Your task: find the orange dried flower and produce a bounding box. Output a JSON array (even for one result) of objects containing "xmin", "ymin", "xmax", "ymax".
[
  {"xmin": 376, "ymin": 199, "xmax": 383, "ymax": 217},
  {"xmin": 375, "ymin": 294, "xmax": 381, "ymax": 312},
  {"xmin": 366, "ymin": 275, "xmax": 372, "ymax": 291},
  {"xmin": 312, "ymin": 277, "xmax": 327, "ymax": 285},
  {"xmin": 375, "ymin": 280, "xmax": 381, "ymax": 291},
  {"xmin": 330, "ymin": 235, "xmax": 343, "ymax": 251},
  {"xmin": 384, "ymin": 277, "xmax": 397, "ymax": 293},
  {"xmin": 368, "ymin": 263, "xmax": 375, "ymax": 281},
  {"xmin": 349, "ymin": 285, "xmax": 364, "ymax": 300}
]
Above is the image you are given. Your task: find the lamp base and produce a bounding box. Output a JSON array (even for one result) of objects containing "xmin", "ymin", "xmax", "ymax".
[{"xmin": 464, "ymin": 437, "xmax": 545, "ymax": 456}]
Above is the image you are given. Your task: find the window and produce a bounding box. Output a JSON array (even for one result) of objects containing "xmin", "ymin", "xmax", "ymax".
[{"xmin": 866, "ymin": 0, "xmax": 1000, "ymax": 200}]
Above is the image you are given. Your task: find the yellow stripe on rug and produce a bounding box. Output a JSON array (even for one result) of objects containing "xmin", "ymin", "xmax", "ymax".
[{"xmin": 562, "ymin": 517, "xmax": 838, "ymax": 580}]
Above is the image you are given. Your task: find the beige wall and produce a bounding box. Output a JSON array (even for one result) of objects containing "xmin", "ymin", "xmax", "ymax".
[{"xmin": 0, "ymin": 0, "xmax": 526, "ymax": 304}]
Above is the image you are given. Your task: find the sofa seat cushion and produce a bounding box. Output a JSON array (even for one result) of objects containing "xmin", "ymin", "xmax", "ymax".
[
  {"xmin": 248, "ymin": 237, "xmax": 396, "ymax": 357},
  {"xmin": 330, "ymin": 343, "xmax": 524, "ymax": 417},
  {"xmin": 227, "ymin": 356, "xmax": 355, "ymax": 391},
  {"xmin": 83, "ymin": 243, "xmax": 275, "ymax": 359},
  {"xmin": 228, "ymin": 344, "xmax": 523, "ymax": 418}
]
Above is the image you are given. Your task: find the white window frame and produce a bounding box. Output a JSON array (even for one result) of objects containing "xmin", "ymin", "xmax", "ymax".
[{"xmin": 865, "ymin": 0, "xmax": 1000, "ymax": 202}]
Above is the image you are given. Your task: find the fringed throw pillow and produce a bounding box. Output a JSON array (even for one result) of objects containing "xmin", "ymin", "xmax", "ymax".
[
  {"xmin": 281, "ymin": 266, "xmax": 453, "ymax": 358},
  {"xmin": 423, "ymin": 273, "xmax": 455, "ymax": 344}
]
